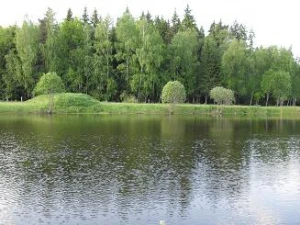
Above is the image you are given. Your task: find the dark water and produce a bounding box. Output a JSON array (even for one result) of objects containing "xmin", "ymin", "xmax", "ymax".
[{"xmin": 0, "ymin": 115, "xmax": 300, "ymax": 225}]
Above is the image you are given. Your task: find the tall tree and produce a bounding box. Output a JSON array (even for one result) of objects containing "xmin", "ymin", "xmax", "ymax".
[
  {"xmin": 199, "ymin": 21, "xmax": 229, "ymax": 103},
  {"xmin": 261, "ymin": 69, "xmax": 291, "ymax": 106},
  {"xmin": 91, "ymin": 16, "xmax": 116, "ymax": 100},
  {"xmin": 131, "ymin": 17, "xmax": 165, "ymax": 102},
  {"xmin": 15, "ymin": 20, "xmax": 39, "ymax": 97},
  {"xmin": 56, "ymin": 17, "xmax": 85, "ymax": 92},
  {"xmin": 180, "ymin": 4, "xmax": 197, "ymax": 32},
  {"xmin": 41, "ymin": 8, "xmax": 57, "ymax": 72},
  {"xmin": 230, "ymin": 21, "xmax": 247, "ymax": 42},
  {"xmin": 244, "ymin": 50, "xmax": 261, "ymax": 105},
  {"xmin": 91, "ymin": 8, "xmax": 100, "ymax": 28},
  {"xmin": 169, "ymin": 29, "xmax": 199, "ymax": 101},
  {"xmin": 200, "ymin": 36, "xmax": 222, "ymax": 103},
  {"xmin": 154, "ymin": 16, "xmax": 172, "ymax": 44},
  {"xmin": 290, "ymin": 60, "xmax": 300, "ymax": 105},
  {"xmin": 209, "ymin": 20, "xmax": 229, "ymax": 47},
  {"xmin": 82, "ymin": 6, "xmax": 89, "ymax": 24},
  {"xmin": 66, "ymin": 8, "xmax": 74, "ymax": 21},
  {"xmin": 221, "ymin": 39, "xmax": 248, "ymax": 99},
  {"xmin": 0, "ymin": 26, "xmax": 16, "ymax": 99},
  {"xmin": 82, "ymin": 19, "xmax": 93, "ymax": 95},
  {"xmin": 170, "ymin": 9, "xmax": 181, "ymax": 38},
  {"xmin": 115, "ymin": 9, "xmax": 139, "ymax": 95}
]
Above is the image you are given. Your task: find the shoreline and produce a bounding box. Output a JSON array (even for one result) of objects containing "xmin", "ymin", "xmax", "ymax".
[{"xmin": 0, "ymin": 93, "xmax": 299, "ymax": 117}]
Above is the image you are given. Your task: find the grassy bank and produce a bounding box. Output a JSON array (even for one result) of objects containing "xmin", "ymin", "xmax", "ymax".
[{"xmin": 1, "ymin": 93, "xmax": 300, "ymax": 116}]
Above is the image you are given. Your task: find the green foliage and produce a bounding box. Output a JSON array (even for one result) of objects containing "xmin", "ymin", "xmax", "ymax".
[
  {"xmin": 115, "ymin": 9, "xmax": 139, "ymax": 90},
  {"xmin": 291, "ymin": 62, "xmax": 300, "ymax": 105},
  {"xmin": 25, "ymin": 93, "xmax": 101, "ymax": 113},
  {"xmin": 169, "ymin": 29, "xmax": 199, "ymax": 99},
  {"xmin": 161, "ymin": 81, "xmax": 186, "ymax": 103},
  {"xmin": 180, "ymin": 5, "xmax": 197, "ymax": 32},
  {"xmin": 221, "ymin": 39, "xmax": 247, "ymax": 94},
  {"xmin": 3, "ymin": 96, "xmax": 300, "ymax": 116},
  {"xmin": 55, "ymin": 18, "xmax": 85, "ymax": 92},
  {"xmin": 230, "ymin": 21, "xmax": 248, "ymax": 42},
  {"xmin": 131, "ymin": 17, "xmax": 165, "ymax": 102},
  {"xmin": 15, "ymin": 20, "xmax": 40, "ymax": 97},
  {"xmin": 200, "ymin": 36, "xmax": 222, "ymax": 102},
  {"xmin": 120, "ymin": 92, "xmax": 138, "ymax": 103},
  {"xmin": 42, "ymin": 8, "xmax": 57, "ymax": 72},
  {"xmin": 154, "ymin": 16, "xmax": 172, "ymax": 44},
  {"xmin": 210, "ymin": 86, "xmax": 235, "ymax": 105},
  {"xmin": 261, "ymin": 69, "xmax": 291, "ymax": 105},
  {"xmin": 0, "ymin": 6, "xmax": 299, "ymax": 106},
  {"xmin": 33, "ymin": 72, "xmax": 65, "ymax": 96},
  {"xmin": 91, "ymin": 16, "xmax": 116, "ymax": 101}
]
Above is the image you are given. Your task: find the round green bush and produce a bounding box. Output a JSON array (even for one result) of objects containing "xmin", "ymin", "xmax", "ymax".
[
  {"xmin": 33, "ymin": 72, "xmax": 65, "ymax": 96},
  {"xmin": 210, "ymin": 86, "xmax": 235, "ymax": 105},
  {"xmin": 161, "ymin": 81, "xmax": 186, "ymax": 103}
]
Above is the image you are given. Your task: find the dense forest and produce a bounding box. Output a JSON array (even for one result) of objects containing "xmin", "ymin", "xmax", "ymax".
[{"xmin": 0, "ymin": 6, "xmax": 299, "ymax": 106}]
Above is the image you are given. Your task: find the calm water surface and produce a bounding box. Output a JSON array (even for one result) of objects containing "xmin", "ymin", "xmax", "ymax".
[{"xmin": 0, "ymin": 115, "xmax": 300, "ymax": 225}]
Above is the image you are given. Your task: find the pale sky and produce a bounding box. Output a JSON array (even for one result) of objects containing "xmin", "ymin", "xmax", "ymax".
[{"xmin": 0, "ymin": 0, "xmax": 299, "ymax": 57}]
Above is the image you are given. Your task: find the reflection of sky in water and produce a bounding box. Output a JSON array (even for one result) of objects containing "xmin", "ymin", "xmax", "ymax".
[
  {"xmin": 249, "ymin": 154, "xmax": 300, "ymax": 224},
  {"xmin": 0, "ymin": 116, "xmax": 300, "ymax": 225},
  {"xmin": 0, "ymin": 186, "xmax": 15, "ymax": 225}
]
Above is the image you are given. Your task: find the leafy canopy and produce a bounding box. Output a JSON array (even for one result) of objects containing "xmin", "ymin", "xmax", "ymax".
[
  {"xmin": 33, "ymin": 72, "xmax": 65, "ymax": 96},
  {"xmin": 161, "ymin": 81, "xmax": 186, "ymax": 103},
  {"xmin": 210, "ymin": 86, "xmax": 235, "ymax": 105}
]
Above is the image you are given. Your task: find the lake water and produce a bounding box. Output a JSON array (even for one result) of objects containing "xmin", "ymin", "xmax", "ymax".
[{"xmin": 0, "ymin": 115, "xmax": 299, "ymax": 225}]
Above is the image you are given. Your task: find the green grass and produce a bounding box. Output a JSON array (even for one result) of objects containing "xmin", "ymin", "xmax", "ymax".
[
  {"xmin": 25, "ymin": 93, "xmax": 102, "ymax": 113},
  {"xmin": 1, "ymin": 93, "xmax": 300, "ymax": 117},
  {"xmin": 0, "ymin": 101, "xmax": 32, "ymax": 113}
]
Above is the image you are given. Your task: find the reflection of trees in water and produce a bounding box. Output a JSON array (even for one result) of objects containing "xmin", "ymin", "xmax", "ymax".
[
  {"xmin": 197, "ymin": 118, "xmax": 300, "ymax": 205},
  {"xmin": 2, "ymin": 115, "xmax": 300, "ymax": 223},
  {"xmin": 0, "ymin": 115, "xmax": 201, "ymax": 220},
  {"xmin": 192, "ymin": 118, "xmax": 252, "ymax": 206}
]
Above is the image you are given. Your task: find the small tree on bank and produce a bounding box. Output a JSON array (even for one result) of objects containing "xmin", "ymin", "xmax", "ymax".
[
  {"xmin": 33, "ymin": 72, "xmax": 65, "ymax": 96},
  {"xmin": 261, "ymin": 69, "xmax": 291, "ymax": 106},
  {"xmin": 161, "ymin": 81, "xmax": 186, "ymax": 103},
  {"xmin": 210, "ymin": 86, "xmax": 235, "ymax": 105},
  {"xmin": 33, "ymin": 72, "xmax": 65, "ymax": 113}
]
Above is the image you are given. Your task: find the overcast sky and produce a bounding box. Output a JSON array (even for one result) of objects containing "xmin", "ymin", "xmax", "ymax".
[{"xmin": 1, "ymin": 0, "xmax": 298, "ymax": 57}]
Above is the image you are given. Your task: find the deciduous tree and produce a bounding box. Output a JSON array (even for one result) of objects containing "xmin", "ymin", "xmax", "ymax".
[{"xmin": 161, "ymin": 81, "xmax": 186, "ymax": 103}]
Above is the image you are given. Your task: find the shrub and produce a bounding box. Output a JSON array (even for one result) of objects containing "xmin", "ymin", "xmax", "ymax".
[
  {"xmin": 161, "ymin": 81, "xmax": 186, "ymax": 103},
  {"xmin": 33, "ymin": 72, "xmax": 65, "ymax": 96},
  {"xmin": 210, "ymin": 86, "xmax": 235, "ymax": 105},
  {"xmin": 120, "ymin": 92, "xmax": 138, "ymax": 103}
]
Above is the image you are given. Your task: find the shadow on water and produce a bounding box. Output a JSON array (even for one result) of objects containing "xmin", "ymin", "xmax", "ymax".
[{"xmin": 0, "ymin": 115, "xmax": 300, "ymax": 224}]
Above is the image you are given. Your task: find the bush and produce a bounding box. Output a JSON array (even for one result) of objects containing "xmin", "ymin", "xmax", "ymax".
[
  {"xmin": 33, "ymin": 72, "xmax": 65, "ymax": 96},
  {"xmin": 120, "ymin": 92, "xmax": 138, "ymax": 103},
  {"xmin": 210, "ymin": 86, "xmax": 235, "ymax": 105},
  {"xmin": 161, "ymin": 81, "xmax": 186, "ymax": 103}
]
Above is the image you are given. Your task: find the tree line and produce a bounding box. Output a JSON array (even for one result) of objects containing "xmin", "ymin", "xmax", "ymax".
[{"xmin": 0, "ymin": 5, "xmax": 299, "ymax": 105}]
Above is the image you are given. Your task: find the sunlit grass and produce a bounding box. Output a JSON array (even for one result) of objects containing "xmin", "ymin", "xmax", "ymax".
[{"xmin": 1, "ymin": 93, "xmax": 300, "ymax": 117}]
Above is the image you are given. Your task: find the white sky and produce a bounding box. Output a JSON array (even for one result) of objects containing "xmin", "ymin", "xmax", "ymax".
[{"xmin": 0, "ymin": 0, "xmax": 299, "ymax": 57}]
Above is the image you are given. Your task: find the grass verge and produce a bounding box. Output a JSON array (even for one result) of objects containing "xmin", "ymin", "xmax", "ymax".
[{"xmin": 0, "ymin": 93, "xmax": 300, "ymax": 117}]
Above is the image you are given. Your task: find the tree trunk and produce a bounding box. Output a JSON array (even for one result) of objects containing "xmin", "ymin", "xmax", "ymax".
[
  {"xmin": 86, "ymin": 78, "xmax": 88, "ymax": 94},
  {"xmin": 204, "ymin": 95, "xmax": 208, "ymax": 104},
  {"xmin": 126, "ymin": 58, "xmax": 129, "ymax": 79},
  {"xmin": 293, "ymin": 98, "xmax": 297, "ymax": 106},
  {"xmin": 249, "ymin": 92, "xmax": 253, "ymax": 105},
  {"xmin": 280, "ymin": 99, "xmax": 283, "ymax": 106},
  {"xmin": 266, "ymin": 93, "xmax": 269, "ymax": 106}
]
